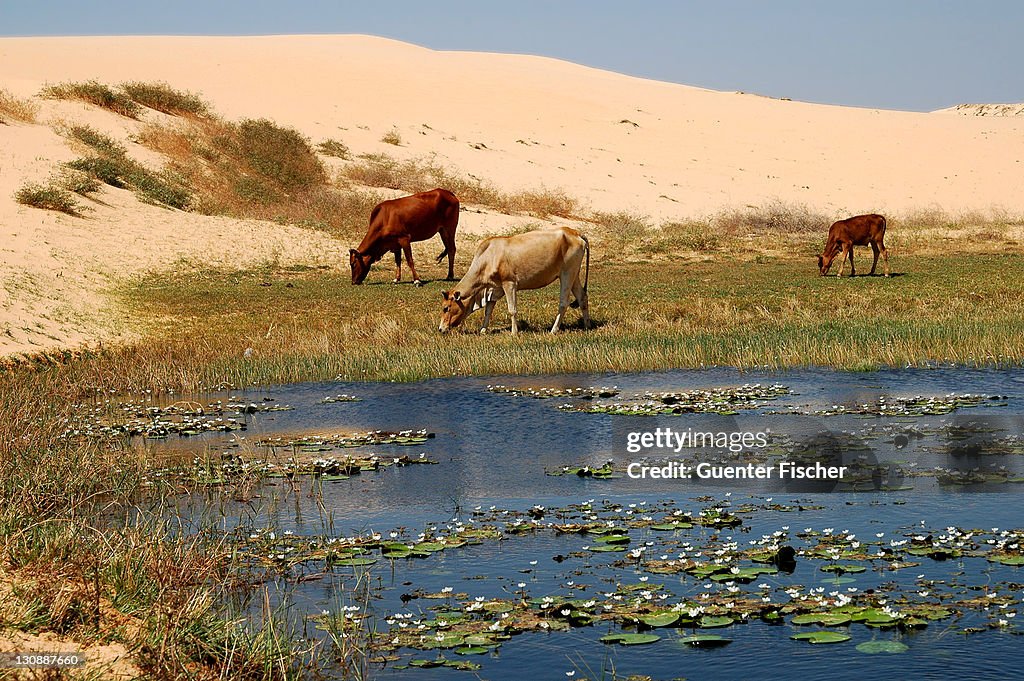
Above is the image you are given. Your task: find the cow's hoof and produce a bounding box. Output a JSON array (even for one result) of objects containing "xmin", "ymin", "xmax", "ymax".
[
  {"xmin": 392, "ymin": 279, "xmax": 400, "ymax": 284},
  {"xmin": 479, "ymin": 328, "xmax": 488, "ymax": 335},
  {"xmin": 413, "ymin": 279, "xmax": 423, "ymax": 287}
]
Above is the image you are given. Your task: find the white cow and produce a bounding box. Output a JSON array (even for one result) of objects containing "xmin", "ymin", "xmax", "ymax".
[{"xmin": 438, "ymin": 226, "xmax": 590, "ymax": 334}]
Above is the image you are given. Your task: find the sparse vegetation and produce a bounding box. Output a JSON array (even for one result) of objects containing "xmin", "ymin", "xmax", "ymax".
[
  {"xmin": 121, "ymin": 80, "xmax": 210, "ymax": 117},
  {"xmin": 341, "ymin": 152, "xmax": 578, "ymax": 218},
  {"xmin": 56, "ymin": 167, "xmax": 102, "ymax": 196},
  {"xmin": 714, "ymin": 199, "xmax": 831, "ymax": 234},
  {"xmin": 316, "ymin": 138, "xmax": 351, "ymax": 159},
  {"xmin": 380, "ymin": 127, "xmax": 402, "ymax": 145},
  {"xmin": 41, "ymin": 80, "xmax": 142, "ymax": 118},
  {"xmin": 0, "ymin": 88, "xmax": 39, "ymax": 123},
  {"xmin": 64, "ymin": 126, "xmax": 191, "ymax": 209},
  {"xmin": 14, "ymin": 183, "xmax": 84, "ymax": 216}
]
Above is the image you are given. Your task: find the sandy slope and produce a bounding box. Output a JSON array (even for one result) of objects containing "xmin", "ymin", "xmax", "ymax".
[{"xmin": 2, "ymin": 34, "xmax": 1023, "ymax": 357}]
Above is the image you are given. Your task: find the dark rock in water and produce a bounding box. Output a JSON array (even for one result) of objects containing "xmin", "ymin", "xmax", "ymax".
[{"xmin": 773, "ymin": 545, "xmax": 797, "ymax": 573}]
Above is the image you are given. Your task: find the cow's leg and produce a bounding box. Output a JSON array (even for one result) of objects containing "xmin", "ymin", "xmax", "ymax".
[
  {"xmin": 502, "ymin": 281, "xmax": 518, "ymax": 335},
  {"xmin": 572, "ymin": 276, "xmax": 590, "ymax": 330},
  {"xmin": 401, "ymin": 241, "xmax": 422, "ymax": 286},
  {"xmin": 870, "ymin": 242, "xmax": 880, "ymax": 276},
  {"xmin": 836, "ymin": 245, "xmax": 847, "ymax": 277},
  {"xmin": 439, "ymin": 230, "xmax": 457, "ymax": 281},
  {"xmin": 480, "ymin": 288, "xmax": 502, "ymax": 334},
  {"xmin": 847, "ymin": 245, "xmax": 856, "ymax": 277},
  {"xmin": 393, "ymin": 249, "xmax": 402, "ymax": 283},
  {"xmin": 879, "ymin": 241, "xmax": 891, "ymax": 277},
  {"xmin": 551, "ymin": 273, "xmax": 574, "ymax": 333}
]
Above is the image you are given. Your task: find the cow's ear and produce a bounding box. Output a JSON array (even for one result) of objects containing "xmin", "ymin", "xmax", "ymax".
[
  {"xmin": 441, "ymin": 290, "xmax": 449, "ymax": 301},
  {"xmin": 453, "ymin": 291, "xmax": 462, "ymax": 302},
  {"xmin": 349, "ymin": 249, "xmax": 359, "ymax": 256}
]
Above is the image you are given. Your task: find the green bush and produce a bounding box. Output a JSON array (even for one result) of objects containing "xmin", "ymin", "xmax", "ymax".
[{"xmin": 15, "ymin": 184, "xmax": 84, "ymax": 216}]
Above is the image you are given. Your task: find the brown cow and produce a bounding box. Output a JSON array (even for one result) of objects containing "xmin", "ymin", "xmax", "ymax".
[
  {"xmin": 349, "ymin": 188, "xmax": 459, "ymax": 285},
  {"xmin": 817, "ymin": 213, "xmax": 890, "ymax": 277},
  {"xmin": 438, "ymin": 226, "xmax": 590, "ymax": 335}
]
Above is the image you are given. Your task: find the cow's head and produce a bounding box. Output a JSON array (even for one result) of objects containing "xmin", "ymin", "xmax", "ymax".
[
  {"xmin": 818, "ymin": 248, "xmax": 839, "ymax": 276},
  {"xmin": 350, "ymin": 249, "xmax": 372, "ymax": 284},
  {"xmin": 438, "ymin": 289, "xmax": 471, "ymax": 333}
]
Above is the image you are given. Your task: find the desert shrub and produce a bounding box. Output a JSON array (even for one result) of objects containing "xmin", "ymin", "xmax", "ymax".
[
  {"xmin": 0, "ymin": 89, "xmax": 39, "ymax": 123},
  {"xmin": 56, "ymin": 168, "xmax": 102, "ymax": 196},
  {"xmin": 63, "ymin": 127, "xmax": 190, "ymax": 209},
  {"xmin": 591, "ymin": 210, "xmax": 652, "ymax": 246},
  {"xmin": 40, "ymin": 80, "xmax": 141, "ymax": 118},
  {"xmin": 380, "ymin": 128, "xmax": 402, "ymax": 145},
  {"xmin": 15, "ymin": 184, "xmax": 84, "ymax": 216},
  {"xmin": 211, "ymin": 118, "xmax": 327, "ymax": 197},
  {"xmin": 66, "ymin": 124, "xmax": 125, "ymax": 156},
  {"xmin": 121, "ymin": 81, "xmax": 210, "ymax": 117},
  {"xmin": 641, "ymin": 220, "xmax": 721, "ymax": 253},
  {"xmin": 317, "ymin": 138, "xmax": 350, "ymax": 159},
  {"xmin": 714, "ymin": 200, "xmax": 829, "ymax": 234}
]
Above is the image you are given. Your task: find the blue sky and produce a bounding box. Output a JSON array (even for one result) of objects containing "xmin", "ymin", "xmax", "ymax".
[{"xmin": 2, "ymin": 1, "xmax": 1021, "ymax": 111}]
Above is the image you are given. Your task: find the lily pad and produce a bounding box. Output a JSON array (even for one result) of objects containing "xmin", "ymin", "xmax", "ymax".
[
  {"xmin": 600, "ymin": 633, "xmax": 662, "ymax": 646},
  {"xmin": 640, "ymin": 612, "xmax": 680, "ymax": 627},
  {"xmin": 791, "ymin": 631, "xmax": 851, "ymax": 644},
  {"xmin": 698, "ymin": 616, "xmax": 734, "ymax": 629}
]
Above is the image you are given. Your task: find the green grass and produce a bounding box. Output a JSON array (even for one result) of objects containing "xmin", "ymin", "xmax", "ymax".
[{"xmin": 82, "ymin": 253, "xmax": 1024, "ymax": 390}]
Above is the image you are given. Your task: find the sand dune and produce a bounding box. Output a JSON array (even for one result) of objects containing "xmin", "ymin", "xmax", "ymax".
[{"xmin": 1, "ymin": 34, "xmax": 1022, "ymax": 356}]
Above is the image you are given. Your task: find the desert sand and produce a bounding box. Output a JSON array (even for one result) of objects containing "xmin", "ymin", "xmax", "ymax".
[{"xmin": 1, "ymin": 34, "xmax": 1022, "ymax": 357}]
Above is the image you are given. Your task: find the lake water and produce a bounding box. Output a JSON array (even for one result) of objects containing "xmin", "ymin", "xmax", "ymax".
[{"xmin": 146, "ymin": 367, "xmax": 1024, "ymax": 680}]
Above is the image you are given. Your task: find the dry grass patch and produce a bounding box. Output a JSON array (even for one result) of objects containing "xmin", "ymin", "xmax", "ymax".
[
  {"xmin": 341, "ymin": 153, "xmax": 578, "ymax": 219},
  {"xmin": 380, "ymin": 127, "xmax": 402, "ymax": 145},
  {"xmin": 317, "ymin": 138, "xmax": 351, "ymax": 159},
  {"xmin": 713, "ymin": 200, "xmax": 832, "ymax": 235},
  {"xmin": 138, "ymin": 118, "xmax": 379, "ymax": 237},
  {"xmin": 41, "ymin": 80, "xmax": 141, "ymax": 119},
  {"xmin": 121, "ymin": 81, "xmax": 210, "ymax": 117},
  {"xmin": 0, "ymin": 89, "xmax": 39, "ymax": 124}
]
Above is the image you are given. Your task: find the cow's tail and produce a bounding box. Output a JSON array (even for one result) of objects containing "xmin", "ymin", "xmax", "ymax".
[
  {"xmin": 570, "ymin": 234, "xmax": 590, "ymax": 309},
  {"xmin": 435, "ymin": 248, "xmax": 448, "ymax": 264}
]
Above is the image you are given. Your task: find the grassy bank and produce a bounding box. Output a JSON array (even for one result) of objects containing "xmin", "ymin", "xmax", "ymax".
[{"xmin": 91, "ymin": 251, "xmax": 1024, "ymax": 390}]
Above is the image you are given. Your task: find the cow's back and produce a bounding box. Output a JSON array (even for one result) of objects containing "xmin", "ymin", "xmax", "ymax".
[{"xmin": 831, "ymin": 213, "xmax": 886, "ymax": 245}]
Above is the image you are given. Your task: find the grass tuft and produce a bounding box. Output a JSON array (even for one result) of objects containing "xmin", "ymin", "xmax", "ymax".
[
  {"xmin": 380, "ymin": 128, "xmax": 402, "ymax": 145},
  {"xmin": 317, "ymin": 138, "xmax": 351, "ymax": 159},
  {"xmin": 41, "ymin": 80, "xmax": 141, "ymax": 118},
  {"xmin": 14, "ymin": 183, "xmax": 84, "ymax": 216},
  {"xmin": 0, "ymin": 88, "xmax": 40, "ymax": 123},
  {"xmin": 121, "ymin": 81, "xmax": 210, "ymax": 117}
]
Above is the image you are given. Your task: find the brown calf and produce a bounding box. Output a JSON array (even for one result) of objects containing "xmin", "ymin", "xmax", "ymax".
[
  {"xmin": 350, "ymin": 188, "xmax": 459, "ymax": 285},
  {"xmin": 818, "ymin": 214, "xmax": 890, "ymax": 277}
]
